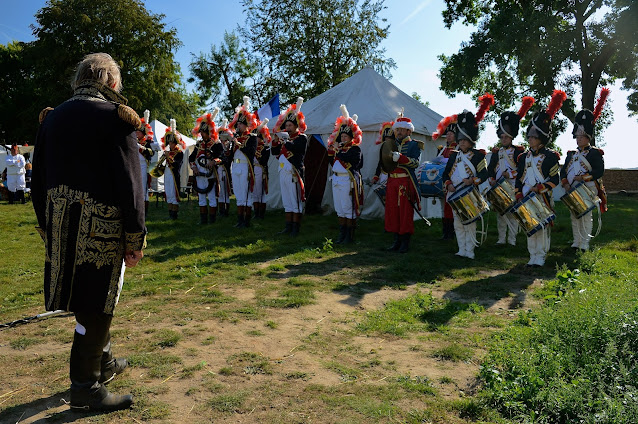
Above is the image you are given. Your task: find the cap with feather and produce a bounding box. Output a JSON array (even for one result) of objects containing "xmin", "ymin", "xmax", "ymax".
[
  {"xmin": 392, "ymin": 107, "xmax": 414, "ymax": 132},
  {"xmin": 274, "ymin": 97, "xmax": 306, "ymax": 133},
  {"xmin": 375, "ymin": 121, "xmax": 395, "ymax": 145},
  {"xmin": 138, "ymin": 109, "xmax": 154, "ymax": 143},
  {"xmin": 526, "ymin": 90, "xmax": 567, "ymax": 145},
  {"xmin": 192, "ymin": 107, "xmax": 220, "ymax": 141},
  {"xmin": 161, "ymin": 118, "xmax": 186, "ymax": 151},
  {"xmin": 573, "ymin": 87, "xmax": 610, "ymax": 141},
  {"xmin": 256, "ymin": 118, "xmax": 272, "ymax": 143},
  {"xmin": 327, "ymin": 104, "xmax": 363, "ymax": 149},
  {"xmin": 229, "ymin": 96, "xmax": 258, "ymax": 133},
  {"xmin": 432, "ymin": 114, "xmax": 458, "ymax": 140}
]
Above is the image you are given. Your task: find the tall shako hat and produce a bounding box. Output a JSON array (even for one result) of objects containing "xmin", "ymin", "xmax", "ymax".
[
  {"xmin": 327, "ymin": 104, "xmax": 362, "ymax": 148},
  {"xmin": 256, "ymin": 118, "xmax": 272, "ymax": 143},
  {"xmin": 192, "ymin": 107, "xmax": 220, "ymax": 141},
  {"xmin": 455, "ymin": 93, "xmax": 495, "ymax": 144},
  {"xmin": 497, "ymin": 96, "xmax": 535, "ymax": 139},
  {"xmin": 274, "ymin": 97, "xmax": 307, "ymax": 133},
  {"xmin": 161, "ymin": 119, "xmax": 186, "ymax": 151},
  {"xmin": 139, "ymin": 109, "xmax": 154, "ymax": 142},
  {"xmin": 526, "ymin": 89, "xmax": 567, "ymax": 145},
  {"xmin": 432, "ymin": 114, "xmax": 458, "ymax": 140},
  {"xmin": 392, "ymin": 108, "xmax": 414, "ymax": 132},
  {"xmin": 375, "ymin": 121, "xmax": 395, "ymax": 145},
  {"xmin": 573, "ymin": 87, "xmax": 610, "ymax": 140},
  {"xmin": 229, "ymin": 96, "xmax": 258, "ymax": 132}
]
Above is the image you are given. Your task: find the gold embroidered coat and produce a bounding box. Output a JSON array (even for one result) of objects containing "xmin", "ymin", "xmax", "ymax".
[{"xmin": 32, "ymin": 82, "xmax": 147, "ymax": 314}]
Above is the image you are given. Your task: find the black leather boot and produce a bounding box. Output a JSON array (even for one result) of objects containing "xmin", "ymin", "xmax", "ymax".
[
  {"xmin": 399, "ymin": 233, "xmax": 411, "ymax": 253},
  {"xmin": 335, "ymin": 226, "xmax": 347, "ymax": 244},
  {"xmin": 387, "ymin": 233, "xmax": 400, "ymax": 251},
  {"xmin": 100, "ymin": 358, "xmax": 128, "ymax": 385},
  {"xmin": 290, "ymin": 222, "xmax": 300, "ymax": 237},
  {"xmin": 70, "ymin": 383, "xmax": 133, "ymax": 412}
]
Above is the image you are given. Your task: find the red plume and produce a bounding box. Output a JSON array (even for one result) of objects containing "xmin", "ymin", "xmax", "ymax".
[
  {"xmin": 593, "ymin": 87, "xmax": 610, "ymax": 122},
  {"xmin": 432, "ymin": 114, "xmax": 457, "ymax": 140},
  {"xmin": 517, "ymin": 96, "xmax": 535, "ymax": 119},
  {"xmin": 475, "ymin": 93, "xmax": 495, "ymax": 124},
  {"xmin": 546, "ymin": 90, "xmax": 567, "ymax": 120}
]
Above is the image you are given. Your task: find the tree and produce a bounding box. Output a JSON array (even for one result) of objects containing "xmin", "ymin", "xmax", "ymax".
[
  {"xmin": 438, "ymin": 0, "xmax": 638, "ymax": 145},
  {"xmin": 239, "ymin": 0, "xmax": 396, "ymax": 106},
  {"xmin": 189, "ymin": 31, "xmax": 258, "ymax": 118},
  {"xmin": 0, "ymin": 0, "xmax": 198, "ymax": 143}
]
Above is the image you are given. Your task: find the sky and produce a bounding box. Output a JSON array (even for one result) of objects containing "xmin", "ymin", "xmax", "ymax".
[{"xmin": 2, "ymin": 0, "xmax": 637, "ymax": 169}]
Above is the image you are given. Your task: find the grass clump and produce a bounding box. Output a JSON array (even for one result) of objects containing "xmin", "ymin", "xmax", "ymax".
[{"xmin": 355, "ymin": 292, "xmax": 439, "ymax": 336}]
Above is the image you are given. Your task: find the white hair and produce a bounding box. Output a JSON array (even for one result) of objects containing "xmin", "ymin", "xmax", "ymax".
[{"xmin": 72, "ymin": 53, "xmax": 122, "ymax": 92}]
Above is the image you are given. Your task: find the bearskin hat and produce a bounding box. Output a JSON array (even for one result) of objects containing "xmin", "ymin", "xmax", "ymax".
[
  {"xmin": 274, "ymin": 97, "xmax": 306, "ymax": 133},
  {"xmin": 497, "ymin": 96, "xmax": 535, "ymax": 139},
  {"xmin": 572, "ymin": 87, "xmax": 610, "ymax": 140},
  {"xmin": 455, "ymin": 93, "xmax": 494, "ymax": 144},
  {"xmin": 526, "ymin": 90, "xmax": 567, "ymax": 145},
  {"xmin": 229, "ymin": 96, "xmax": 258, "ymax": 133},
  {"xmin": 328, "ymin": 104, "xmax": 362, "ymax": 148}
]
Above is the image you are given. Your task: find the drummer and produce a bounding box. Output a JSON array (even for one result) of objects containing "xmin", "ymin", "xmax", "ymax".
[
  {"xmin": 487, "ymin": 98, "xmax": 533, "ymax": 246},
  {"xmin": 561, "ymin": 88, "xmax": 609, "ymax": 251},
  {"xmin": 442, "ymin": 106, "xmax": 490, "ymax": 260},
  {"xmin": 515, "ymin": 90, "xmax": 565, "ymax": 267}
]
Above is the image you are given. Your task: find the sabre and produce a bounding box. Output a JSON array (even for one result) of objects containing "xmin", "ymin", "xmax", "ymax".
[
  {"xmin": 0, "ymin": 309, "xmax": 68, "ymax": 330},
  {"xmin": 410, "ymin": 201, "xmax": 431, "ymax": 226}
]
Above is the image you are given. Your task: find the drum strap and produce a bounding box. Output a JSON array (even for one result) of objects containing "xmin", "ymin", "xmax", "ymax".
[
  {"xmin": 576, "ymin": 153, "xmax": 593, "ymax": 172},
  {"xmin": 498, "ymin": 148, "xmax": 517, "ymax": 176},
  {"xmin": 525, "ymin": 153, "xmax": 548, "ymax": 186}
]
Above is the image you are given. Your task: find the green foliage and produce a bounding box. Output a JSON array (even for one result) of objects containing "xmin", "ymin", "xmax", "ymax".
[
  {"xmin": 208, "ymin": 392, "xmax": 247, "ymax": 413},
  {"xmin": 479, "ymin": 247, "xmax": 638, "ymax": 422},
  {"xmin": 440, "ymin": 1, "xmax": 638, "ymax": 144},
  {"xmin": 189, "ymin": 31, "xmax": 257, "ymax": 117},
  {"xmin": 431, "ymin": 343, "xmax": 474, "ymax": 362},
  {"xmin": 395, "ymin": 375, "xmax": 437, "ymax": 395},
  {"xmin": 0, "ymin": 0, "xmax": 198, "ymax": 144},
  {"xmin": 239, "ymin": 0, "xmax": 396, "ymax": 104}
]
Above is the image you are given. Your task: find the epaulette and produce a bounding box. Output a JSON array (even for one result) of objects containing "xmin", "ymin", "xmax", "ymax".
[
  {"xmin": 413, "ymin": 139, "xmax": 425, "ymax": 150},
  {"xmin": 39, "ymin": 107, "xmax": 54, "ymax": 124},
  {"xmin": 479, "ymin": 149, "xmax": 487, "ymax": 155},
  {"xmin": 491, "ymin": 147, "xmax": 499, "ymax": 153},
  {"xmin": 516, "ymin": 152, "xmax": 526, "ymax": 161},
  {"xmin": 554, "ymin": 151, "xmax": 561, "ymax": 159},
  {"xmin": 598, "ymin": 148, "xmax": 604, "ymax": 155},
  {"xmin": 118, "ymin": 104, "xmax": 141, "ymax": 129}
]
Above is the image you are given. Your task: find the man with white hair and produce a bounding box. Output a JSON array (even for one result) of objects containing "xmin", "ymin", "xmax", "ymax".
[{"xmin": 32, "ymin": 52, "xmax": 145, "ymax": 412}]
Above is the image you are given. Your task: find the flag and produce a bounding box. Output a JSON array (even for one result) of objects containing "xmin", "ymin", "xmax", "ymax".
[{"xmin": 257, "ymin": 94, "xmax": 280, "ymax": 121}]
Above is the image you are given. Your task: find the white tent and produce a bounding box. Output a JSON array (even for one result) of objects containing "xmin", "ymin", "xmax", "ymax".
[
  {"xmin": 148, "ymin": 119, "xmax": 197, "ymax": 193},
  {"xmin": 265, "ymin": 67, "xmax": 446, "ymax": 219}
]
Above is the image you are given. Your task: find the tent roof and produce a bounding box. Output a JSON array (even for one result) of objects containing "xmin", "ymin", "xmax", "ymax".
[
  {"xmin": 150, "ymin": 120, "xmax": 197, "ymax": 147},
  {"xmin": 297, "ymin": 67, "xmax": 444, "ymax": 135}
]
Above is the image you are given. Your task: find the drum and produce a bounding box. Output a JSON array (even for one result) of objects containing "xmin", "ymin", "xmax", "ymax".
[
  {"xmin": 448, "ymin": 185, "xmax": 489, "ymax": 225},
  {"xmin": 485, "ymin": 177, "xmax": 516, "ymax": 215},
  {"xmin": 560, "ymin": 181, "xmax": 600, "ymax": 219},
  {"xmin": 417, "ymin": 161, "xmax": 446, "ymax": 197},
  {"xmin": 509, "ymin": 192, "xmax": 556, "ymax": 237},
  {"xmin": 373, "ymin": 181, "xmax": 387, "ymax": 206}
]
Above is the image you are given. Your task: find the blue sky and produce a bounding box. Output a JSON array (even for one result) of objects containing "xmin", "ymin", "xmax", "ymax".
[{"xmin": 2, "ymin": 0, "xmax": 636, "ymax": 168}]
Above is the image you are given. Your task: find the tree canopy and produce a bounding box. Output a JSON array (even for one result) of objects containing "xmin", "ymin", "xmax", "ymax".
[
  {"xmin": 188, "ymin": 0, "xmax": 395, "ymax": 112},
  {"xmin": 439, "ymin": 0, "xmax": 638, "ymax": 144},
  {"xmin": 0, "ymin": 0, "xmax": 198, "ymax": 144}
]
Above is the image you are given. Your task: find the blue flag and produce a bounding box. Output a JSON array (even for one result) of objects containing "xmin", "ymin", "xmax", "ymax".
[{"xmin": 257, "ymin": 94, "xmax": 280, "ymax": 121}]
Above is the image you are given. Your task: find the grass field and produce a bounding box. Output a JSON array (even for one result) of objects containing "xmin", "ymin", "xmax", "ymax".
[{"xmin": 0, "ymin": 193, "xmax": 636, "ymax": 423}]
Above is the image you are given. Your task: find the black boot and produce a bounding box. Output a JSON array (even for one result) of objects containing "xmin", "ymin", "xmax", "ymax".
[
  {"xmin": 387, "ymin": 233, "xmax": 400, "ymax": 251},
  {"xmin": 343, "ymin": 226, "xmax": 353, "ymax": 244},
  {"xmin": 290, "ymin": 222, "xmax": 300, "ymax": 237},
  {"xmin": 70, "ymin": 384, "xmax": 133, "ymax": 412},
  {"xmin": 399, "ymin": 233, "xmax": 411, "ymax": 253},
  {"xmin": 209, "ymin": 206, "xmax": 217, "ymax": 223},
  {"xmin": 335, "ymin": 226, "xmax": 347, "ymax": 244},
  {"xmin": 100, "ymin": 358, "xmax": 128, "ymax": 385},
  {"xmin": 18, "ymin": 190, "xmax": 25, "ymax": 204},
  {"xmin": 234, "ymin": 215, "xmax": 245, "ymax": 228},
  {"xmin": 279, "ymin": 221, "xmax": 292, "ymax": 234},
  {"xmin": 244, "ymin": 208, "xmax": 251, "ymax": 227}
]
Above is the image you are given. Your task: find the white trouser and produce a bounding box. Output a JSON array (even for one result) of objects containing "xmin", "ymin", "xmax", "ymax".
[
  {"xmin": 497, "ymin": 214, "xmax": 517, "ymax": 245},
  {"xmin": 231, "ymin": 162, "xmax": 251, "ymax": 206},
  {"xmin": 252, "ymin": 165, "xmax": 265, "ymax": 203},
  {"xmin": 164, "ymin": 169, "xmax": 178, "ymax": 205},
  {"xmin": 139, "ymin": 155, "xmax": 149, "ymax": 201},
  {"xmin": 570, "ymin": 210, "xmax": 593, "ymax": 250},
  {"xmin": 7, "ymin": 174, "xmax": 26, "ymax": 192},
  {"xmin": 195, "ymin": 161, "xmax": 217, "ymax": 207},
  {"xmin": 332, "ymin": 175, "xmax": 355, "ymax": 219},
  {"xmin": 217, "ymin": 167, "xmax": 229, "ymax": 203},
  {"xmin": 279, "ymin": 168, "xmax": 303, "ymax": 213},
  {"xmin": 527, "ymin": 227, "xmax": 550, "ymax": 266},
  {"xmin": 453, "ymin": 213, "xmax": 477, "ymax": 259}
]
